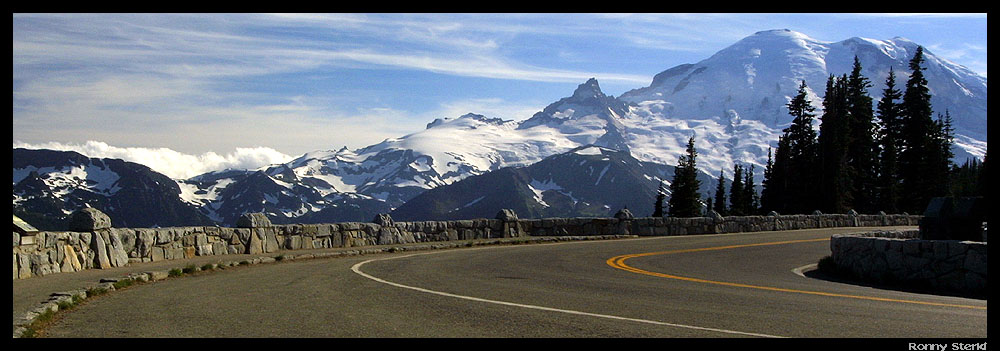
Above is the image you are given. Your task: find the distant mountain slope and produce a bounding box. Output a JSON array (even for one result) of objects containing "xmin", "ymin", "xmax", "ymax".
[
  {"xmin": 391, "ymin": 145, "xmax": 717, "ymax": 221},
  {"xmin": 12, "ymin": 148, "xmax": 214, "ymax": 230}
]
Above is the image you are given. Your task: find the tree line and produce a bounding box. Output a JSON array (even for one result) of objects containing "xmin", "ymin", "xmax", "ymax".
[{"xmin": 657, "ymin": 46, "xmax": 987, "ymax": 217}]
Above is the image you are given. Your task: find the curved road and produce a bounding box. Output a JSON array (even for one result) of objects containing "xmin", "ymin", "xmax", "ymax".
[{"xmin": 41, "ymin": 227, "xmax": 986, "ymax": 338}]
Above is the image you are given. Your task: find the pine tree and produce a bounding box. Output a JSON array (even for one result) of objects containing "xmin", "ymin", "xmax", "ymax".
[
  {"xmin": 782, "ymin": 80, "xmax": 820, "ymax": 213},
  {"xmin": 950, "ymin": 158, "xmax": 983, "ymax": 197},
  {"xmin": 761, "ymin": 147, "xmax": 780, "ymax": 213},
  {"xmin": 875, "ymin": 67, "xmax": 903, "ymax": 213},
  {"xmin": 743, "ymin": 164, "xmax": 759, "ymax": 214},
  {"xmin": 928, "ymin": 111, "xmax": 955, "ymax": 197},
  {"xmin": 705, "ymin": 194, "xmax": 714, "ymax": 216},
  {"xmin": 817, "ymin": 74, "xmax": 851, "ymax": 213},
  {"xmin": 763, "ymin": 135, "xmax": 795, "ymax": 214},
  {"xmin": 899, "ymin": 46, "xmax": 949, "ymax": 213},
  {"xmin": 713, "ymin": 170, "xmax": 727, "ymax": 215},
  {"xmin": 667, "ymin": 137, "xmax": 703, "ymax": 217},
  {"xmin": 652, "ymin": 181, "xmax": 666, "ymax": 217},
  {"xmin": 845, "ymin": 56, "xmax": 879, "ymax": 214},
  {"xmin": 729, "ymin": 164, "xmax": 745, "ymax": 215}
]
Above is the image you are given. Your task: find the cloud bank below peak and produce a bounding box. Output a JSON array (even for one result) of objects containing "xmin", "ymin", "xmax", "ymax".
[{"xmin": 12, "ymin": 140, "xmax": 295, "ymax": 180}]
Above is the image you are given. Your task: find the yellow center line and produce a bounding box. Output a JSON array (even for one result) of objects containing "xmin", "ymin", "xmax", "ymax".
[{"xmin": 606, "ymin": 238, "xmax": 987, "ymax": 310}]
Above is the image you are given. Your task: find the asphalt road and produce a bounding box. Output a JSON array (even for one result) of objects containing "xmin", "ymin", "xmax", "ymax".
[{"xmin": 36, "ymin": 227, "xmax": 986, "ymax": 338}]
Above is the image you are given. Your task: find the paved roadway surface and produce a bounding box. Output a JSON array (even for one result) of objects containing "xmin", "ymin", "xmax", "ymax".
[{"xmin": 18, "ymin": 226, "xmax": 987, "ymax": 338}]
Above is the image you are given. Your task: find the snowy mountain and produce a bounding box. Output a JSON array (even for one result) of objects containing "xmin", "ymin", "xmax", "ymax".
[
  {"xmin": 392, "ymin": 145, "xmax": 716, "ymax": 221},
  {"xmin": 14, "ymin": 29, "xmax": 987, "ymax": 226},
  {"xmin": 620, "ymin": 29, "xmax": 986, "ymax": 158},
  {"xmin": 13, "ymin": 148, "xmax": 215, "ymax": 230}
]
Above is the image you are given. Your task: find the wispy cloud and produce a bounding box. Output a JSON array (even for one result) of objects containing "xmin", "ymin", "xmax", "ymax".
[{"xmin": 12, "ymin": 140, "xmax": 295, "ymax": 179}]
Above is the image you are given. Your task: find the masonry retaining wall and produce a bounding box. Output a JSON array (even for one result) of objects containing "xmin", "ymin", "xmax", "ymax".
[
  {"xmin": 13, "ymin": 212, "xmax": 920, "ymax": 280},
  {"xmin": 829, "ymin": 230, "xmax": 987, "ymax": 296}
]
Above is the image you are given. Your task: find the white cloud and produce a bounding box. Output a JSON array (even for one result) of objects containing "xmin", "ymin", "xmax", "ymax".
[{"xmin": 12, "ymin": 141, "xmax": 294, "ymax": 180}]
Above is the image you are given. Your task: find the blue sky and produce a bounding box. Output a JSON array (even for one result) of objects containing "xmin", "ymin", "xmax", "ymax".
[{"xmin": 12, "ymin": 13, "xmax": 987, "ymax": 178}]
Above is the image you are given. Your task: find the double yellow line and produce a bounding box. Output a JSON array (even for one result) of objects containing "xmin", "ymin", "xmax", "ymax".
[{"xmin": 606, "ymin": 238, "xmax": 986, "ymax": 310}]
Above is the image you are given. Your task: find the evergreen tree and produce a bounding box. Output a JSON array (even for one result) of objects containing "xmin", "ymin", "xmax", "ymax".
[
  {"xmin": 667, "ymin": 137, "xmax": 703, "ymax": 217},
  {"xmin": 899, "ymin": 46, "xmax": 950, "ymax": 213},
  {"xmin": 729, "ymin": 164, "xmax": 745, "ymax": 215},
  {"xmin": 817, "ymin": 74, "xmax": 851, "ymax": 213},
  {"xmin": 761, "ymin": 146, "xmax": 782, "ymax": 214},
  {"xmin": 875, "ymin": 67, "xmax": 903, "ymax": 213},
  {"xmin": 950, "ymin": 158, "xmax": 983, "ymax": 197},
  {"xmin": 705, "ymin": 194, "xmax": 714, "ymax": 216},
  {"xmin": 845, "ymin": 57, "xmax": 879, "ymax": 213},
  {"xmin": 743, "ymin": 164, "xmax": 759, "ymax": 214},
  {"xmin": 713, "ymin": 170, "xmax": 727, "ymax": 215},
  {"xmin": 928, "ymin": 111, "xmax": 955, "ymax": 197},
  {"xmin": 652, "ymin": 181, "xmax": 666, "ymax": 217},
  {"xmin": 781, "ymin": 81, "xmax": 820, "ymax": 213}
]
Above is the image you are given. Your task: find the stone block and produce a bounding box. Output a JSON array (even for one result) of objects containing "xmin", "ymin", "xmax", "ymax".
[
  {"xmin": 217, "ymin": 228, "xmax": 234, "ymax": 241},
  {"xmin": 165, "ymin": 247, "xmax": 186, "ymax": 260},
  {"xmin": 16, "ymin": 253, "xmax": 31, "ymax": 279},
  {"xmin": 69, "ymin": 208, "xmax": 112, "ymax": 232},
  {"xmin": 61, "ymin": 245, "xmax": 82, "ymax": 272},
  {"xmin": 195, "ymin": 233, "xmax": 208, "ymax": 247},
  {"xmin": 373, "ymin": 213, "xmax": 394, "ymax": 226},
  {"xmin": 212, "ymin": 241, "xmax": 227, "ymax": 256},
  {"xmin": 196, "ymin": 243, "xmax": 213, "ymax": 256},
  {"xmin": 236, "ymin": 213, "xmax": 272, "ymax": 228},
  {"xmin": 151, "ymin": 247, "xmax": 165, "ymax": 262},
  {"xmin": 136, "ymin": 229, "xmax": 155, "ymax": 257},
  {"xmin": 496, "ymin": 209, "xmax": 519, "ymax": 221},
  {"xmin": 106, "ymin": 230, "xmax": 130, "ymax": 267},
  {"xmin": 286, "ymin": 236, "xmax": 302, "ymax": 250},
  {"xmin": 116, "ymin": 229, "xmax": 136, "ymax": 254},
  {"xmin": 91, "ymin": 230, "xmax": 111, "ymax": 269},
  {"xmin": 246, "ymin": 231, "xmax": 264, "ymax": 255},
  {"xmin": 146, "ymin": 270, "xmax": 169, "ymax": 281},
  {"xmin": 154, "ymin": 229, "xmax": 172, "ymax": 245},
  {"xmin": 263, "ymin": 229, "xmax": 280, "ymax": 253}
]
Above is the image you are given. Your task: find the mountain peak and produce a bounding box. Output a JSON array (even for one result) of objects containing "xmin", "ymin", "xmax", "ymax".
[
  {"xmin": 754, "ymin": 28, "xmax": 793, "ymax": 35},
  {"xmin": 572, "ymin": 78, "xmax": 605, "ymax": 99},
  {"xmin": 426, "ymin": 113, "xmax": 510, "ymax": 129},
  {"xmin": 751, "ymin": 29, "xmax": 809, "ymax": 39}
]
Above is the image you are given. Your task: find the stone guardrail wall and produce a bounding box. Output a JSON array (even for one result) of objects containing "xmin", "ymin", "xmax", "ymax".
[
  {"xmin": 829, "ymin": 230, "xmax": 987, "ymax": 296},
  {"xmin": 13, "ymin": 209, "xmax": 920, "ymax": 280}
]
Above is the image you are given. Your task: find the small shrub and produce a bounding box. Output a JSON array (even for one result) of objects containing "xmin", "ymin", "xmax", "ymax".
[
  {"xmin": 20, "ymin": 328, "xmax": 38, "ymax": 338},
  {"xmin": 275, "ymin": 255, "xmax": 285, "ymax": 261},
  {"xmin": 168, "ymin": 268, "xmax": 184, "ymax": 277},
  {"xmin": 182, "ymin": 265, "xmax": 198, "ymax": 274},
  {"xmin": 20, "ymin": 309, "xmax": 55, "ymax": 338},
  {"xmin": 112, "ymin": 278, "xmax": 135, "ymax": 290},
  {"xmin": 86, "ymin": 287, "xmax": 108, "ymax": 297},
  {"xmin": 20, "ymin": 307, "xmax": 59, "ymax": 338},
  {"xmin": 239, "ymin": 260, "xmax": 250, "ymax": 266},
  {"xmin": 56, "ymin": 300, "xmax": 75, "ymax": 311},
  {"xmin": 201, "ymin": 263, "xmax": 215, "ymax": 271}
]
